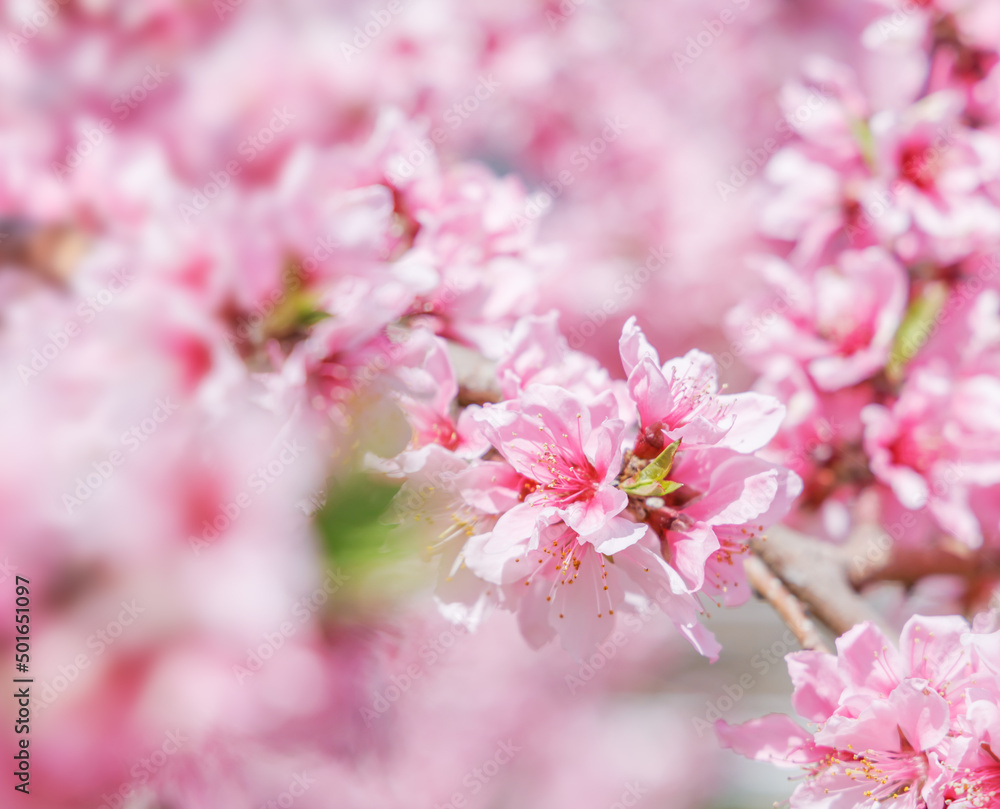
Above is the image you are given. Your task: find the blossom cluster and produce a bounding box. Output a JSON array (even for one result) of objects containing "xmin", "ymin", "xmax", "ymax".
[
  {"xmin": 0, "ymin": 0, "xmax": 822, "ymax": 802},
  {"xmin": 726, "ymin": 0, "xmax": 1000, "ymax": 564},
  {"xmin": 387, "ymin": 314, "xmax": 801, "ymax": 658},
  {"xmin": 6, "ymin": 0, "xmax": 1000, "ymax": 806},
  {"xmin": 720, "ymin": 614, "xmax": 1000, "ymax": 809}
]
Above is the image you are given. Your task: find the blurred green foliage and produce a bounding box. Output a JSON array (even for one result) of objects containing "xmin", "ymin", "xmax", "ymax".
[{"xmin": 312, "ymin": 474, "xmax": 426, "ymax": 611}]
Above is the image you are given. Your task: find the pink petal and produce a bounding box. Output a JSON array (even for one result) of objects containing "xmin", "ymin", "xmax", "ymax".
[
  {"xmin": 666, "ymin": 524, "xmax": 719, "ymax": 591},
  {"xmin": 586, "ymin": 515, "xmax": 649, "ymax": 555},
  {"xmin": 835, "ymin": 621, "xmax": 904, "ymax": 697},
  {"xmin": 563, "ymin": 485, "xmax": 629, "ymax": 537},
  {"xmin": 716, "ymin": 714, "xmax": 819, "ymax": 766},
  {"xmin": 714, "ymin": 391, "xmax": 786, "ymax": 452},
  {"xmin": 618, "ymin": 315, "xmax": 660, "ymax": 376},
  {"xmin": 787, "ymin": 650, "xmax": 845, "ymax": 722}
]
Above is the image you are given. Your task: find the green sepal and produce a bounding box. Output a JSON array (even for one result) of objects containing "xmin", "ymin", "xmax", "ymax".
[{"xmin": 620, "ymin": 440, "xmax": 682, "ymax": 496}]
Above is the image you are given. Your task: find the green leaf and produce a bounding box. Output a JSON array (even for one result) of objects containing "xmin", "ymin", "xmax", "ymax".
[
  {"xmin": 886, "ymin": 281, "xmax": 948, "ymax": 383},
  {"xmin": 850, "ymin": 117, "xmax": 877, "ymax": 172},
  {"xmin": 641, "ymin": 440, "xmax": 681, "ymax": 482},
  {"xmin": 621, "ymin": 479, "xmax": 684, "ymax": 497},
  {"xmin": 296, "ymin": 309, "xmax": 333, "ymax": 328},
  {"xmin": 265, "ymin": 290, "xmax": 331, "ymax": 337},
  {"xmin": 620, "ymin": 440, "xmax": 682, "ymax": 496},
  {"xmin": 312, "ymin": 475, "xmax": 406, "ymax": 582}
]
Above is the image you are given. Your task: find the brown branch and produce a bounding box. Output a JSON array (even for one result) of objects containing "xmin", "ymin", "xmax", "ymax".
[
  {"xmin": 844, "ymin": 526, "xmax": 1000, "ymax": 615},
  {"xmin": 749, "ymin": 526, "xmax": 886, "ymax": 640},
  {"xmin": 847, "ymin": 528, "xmax": 1000, "ymax": 591},
  {"xmin": 449, "ymin": 343, "xmax": 501, "ymax": 407},
  {"xmin": 456, "ymin": 384, "xmax": 500, "ymax": 407},
  {"xmin": 0, "ymin": 220, "xmax": 86, "ymax": 284},
  {"xmin": 744, "ymin": 553, "xmax": 831, "ymax": 653},
  {"xmin": 749, "ymin": 519, "xmax": 1000, "ymax": 645}
]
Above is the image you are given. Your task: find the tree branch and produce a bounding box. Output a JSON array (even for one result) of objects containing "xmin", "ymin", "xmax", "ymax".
[
  {"xmin": 749, "ymin": 526, "xmax": 886, "ymax": 641},
  {"xmin": 744, "ymin": 553, "xmax": 831, "ymax": 653},
  {"xmin": 847, "ymin": 530, "xmax": 1000, "ymax": 591}
]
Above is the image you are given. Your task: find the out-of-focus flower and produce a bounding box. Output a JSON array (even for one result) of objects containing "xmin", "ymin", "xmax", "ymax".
[{"xmin": 728, "ymin": 248, "xmax": 909, "ymax": 391}]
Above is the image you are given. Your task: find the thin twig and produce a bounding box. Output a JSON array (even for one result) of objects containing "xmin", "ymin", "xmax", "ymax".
[{"xmin": 744, "ymin": 553, "xmax": 831, "ymax": 653}]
